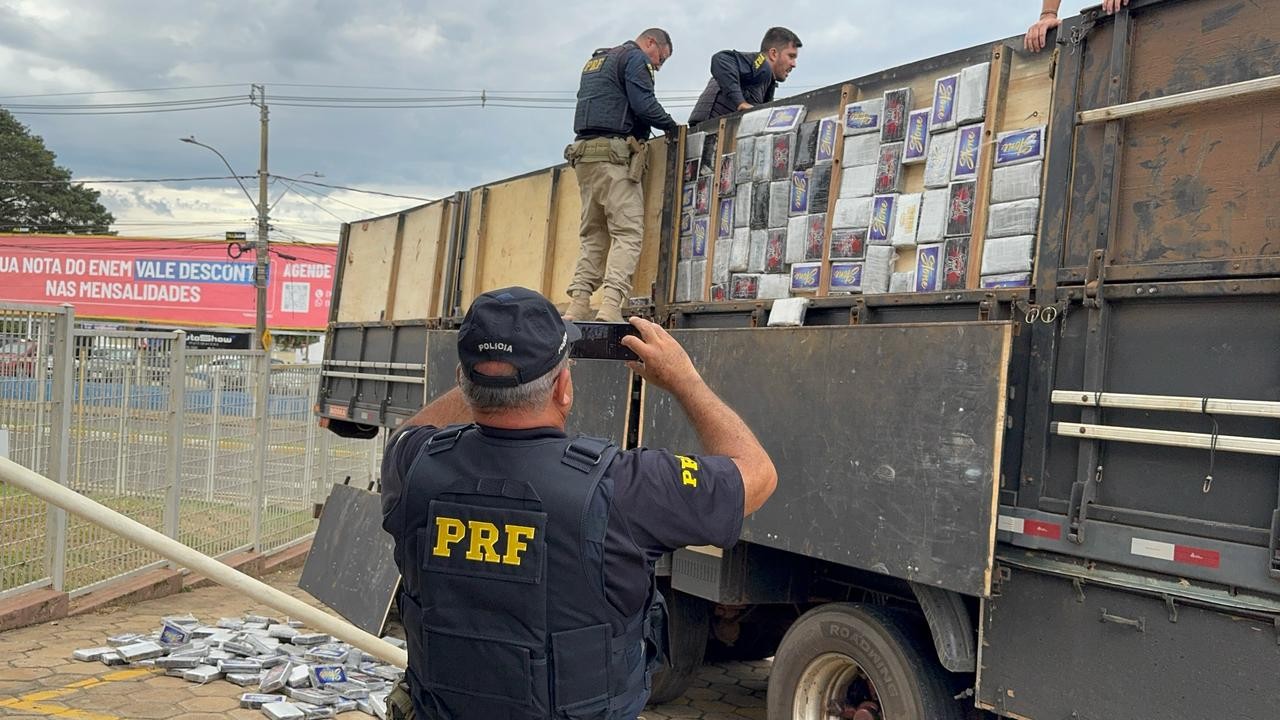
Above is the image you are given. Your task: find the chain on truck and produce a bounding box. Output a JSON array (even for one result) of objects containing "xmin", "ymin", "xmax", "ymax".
[{"xmin": 310, "ymin": 1, "xmax": 1280, "ymax": 717}]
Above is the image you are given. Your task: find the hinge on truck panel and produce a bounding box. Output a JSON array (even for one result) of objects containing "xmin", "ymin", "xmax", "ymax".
[
  {"xmin": 849, "ymin": 297, "xmax": 867, "ymax": 325},
  {"xmin": 1084, "ymin": 248, "xmax": 1106, "ymax": 309}
]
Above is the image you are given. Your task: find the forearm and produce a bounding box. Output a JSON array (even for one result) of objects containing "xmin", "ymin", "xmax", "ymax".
[
  {"xmin": 1040, "ymin": 0, "xmax": 1061, "ymax": 15},
  {"xmin": 403, "ymin": 386, "xmax": 473, "ymax": 428}
]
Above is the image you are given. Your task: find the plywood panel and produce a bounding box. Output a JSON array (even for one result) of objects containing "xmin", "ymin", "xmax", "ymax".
[
  {"xmin": 548, "ymin": 166, "xmax": 584, "ymax": 306},
  {"xmin": 634, "ymin": 141, "xmax": 668, "ymax": 302},
  {"xmin": 475, "ymin": 172, "xmax": 554, "ymax": 295},
  {"xmin": 458, "ymin": 188, "xmax": 485, "ymax": 308},
  {"xmin": 390, "ymin": 201, "xmax": 447, "ymax": 321},
  {"xmin": 336, "ymin": 214, "xmax": 401, "ymax": 323},
  {"xmin": 1002, "ymin": 48, "xmax": 1054, "ymax": 133}
]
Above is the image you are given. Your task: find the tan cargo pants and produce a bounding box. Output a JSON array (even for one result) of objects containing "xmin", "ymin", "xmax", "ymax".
[{"xmin": 567, "ymin": 145, "xmax": 646, "ymax": 299}]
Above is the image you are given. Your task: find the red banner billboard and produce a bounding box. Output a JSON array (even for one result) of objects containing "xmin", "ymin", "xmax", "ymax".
[{"xmin": 0, "ymin": 235, "xmax": 337, "ymax": 330}]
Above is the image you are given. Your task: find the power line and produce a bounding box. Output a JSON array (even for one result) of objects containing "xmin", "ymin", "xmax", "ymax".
[
  {"xmin": 272, "ymin": 175, "xmax": 434, "ymax": 202},
  {"xmin": 1, "ymin": 176, "xmax": 254, "ymax": 185},
  {"xmin": 0, "ymin": 83, "xmax": 249, "ymax": 100},
  {"xmin": 6, "ymin": 102, "xmax": 248, "ymax": 116}
]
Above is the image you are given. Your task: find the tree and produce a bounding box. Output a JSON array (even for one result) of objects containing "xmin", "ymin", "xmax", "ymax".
[{"xmin": 0, "ymin": 108, "xmax": 115, "ymax": 234}]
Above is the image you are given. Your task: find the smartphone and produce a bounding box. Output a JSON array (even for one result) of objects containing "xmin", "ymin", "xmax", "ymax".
[{"xmin": 571, "ymin": 322, "xmax": 640, "ymax": 361}]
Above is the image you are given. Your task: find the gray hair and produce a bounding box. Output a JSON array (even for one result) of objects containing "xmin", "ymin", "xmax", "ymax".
[{"xmin": 459, "ymin": 356, "xmax": 570, "ymax": 412}]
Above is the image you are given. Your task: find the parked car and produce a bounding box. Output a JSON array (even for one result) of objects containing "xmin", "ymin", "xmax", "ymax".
[
  {"xmin": 0, "ymin": 340, "xmax": 40, "ymax": 376},
  {"xmin": 188, "ymin": 357, "xmax": 288, "ymax": 393}
]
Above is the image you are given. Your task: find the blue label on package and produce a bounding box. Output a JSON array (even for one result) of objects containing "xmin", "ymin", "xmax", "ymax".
[
  {"xmin": 790, "ymin": 263, "xmax": 821, "ymax": 291},
  {"xmin": 790, "ymin": 171, "xmax": 809, "ymax": 214},
  {"xmin": 869, "ymin": 195, "xmax": 896, "ymax": 243},
  {"xmin": 692, "ymin": 218, "xmax": 708, "ymax": 257},
  {"xmin": 931, "ymin": 74, "xmax": 958, "ymax": 127},
  {"xmin": 766, "ymin": 106, "xmax": 802, "ymax": 131},
  {"xmin": 953, "ymin": 123, "xmax": 984, "ymax": 179},
  {"xmin": 915, "ymin": 244, "xmax": 943, "ymax": 292},
  {"xmin": 994, "ymin": 127, "xmax": 1044, "ymax": 166},
  {"xmin": 844, "ymin": 102, "xmax": 879, "ymax": 131},
  {"xmin": 830, "ymin": 262, "xmax": 863, "ymax": 292},
  {"xmin": 816, "ymin": 118, "xmax": 838, "ymax": 162},
  {"xmin": 718, "ymin": 198, "xmax": 734, "ymax": 238},
  {"xmin": 904, "ymin": 110, "xmax": 930, "ymax": 162}
]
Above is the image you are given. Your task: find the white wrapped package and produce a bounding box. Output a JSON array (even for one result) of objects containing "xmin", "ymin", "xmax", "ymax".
[
  {"xmin": 891, "ymin": 193, "xmax": 923, "ymax": 248},
  {"xmin": 737, "ymin": 108, "xmax": 771, "ymax": 137},
  {"xmin": 757, "ymin": 273, "xmax": 791, "ymax": 299},
  {"xmin": 753, "ymin": 139, "xmax": 772, "ymax": 182},
  {"xmin": 689, "ymin": 259, "xmax": 706, "ymax": 299},
  {"xmin": 924, "ymin": 131, "xmax": 957, "ymax": 188},
  {"xmin": 980, "ymin": 235, "xmax": 1035, "ymax": 275},
  {"xmin": 730, "ymin": 228, "xmax": 750, "ymax": 272},
  {"xmin": 734, "ymin": 183, "xmax": 752, "ymax": 227},
  {"xmin": 735, "ymin": 137, "xmax": 756, "ymax": 184},
  {"xmin": 917, "ymin": 189, "xmax": 948, "ymax": 245},
  {"xmin": 768, "ymin": 180, "xmax": 791, "ymax": 228},
  {"xmin": 685, "ymin": 132, "xmax": 706, "ymax": 161},
  {"xmin": 956, "ymin": 62, "xmax": 990, "ymax": 125},
  {"xmin": 712, "ymin": 238, "xmax": 731, "ymax": 285},
  {"xmin": 675, "ymin": 259, "xmax": 692, "ymax": 302},
  {"xmin": 981, "ymin": 271, "xmax": 1032, "ymax": 288},
  {"xmin": 832, "ymin": 197, "xmax": 873, "ymax": 230},
  {"xmin": 889, "ymin": 270, "xmax": 916, "ymax": 293},
  {"xmin": 842, "ymin": 98, "xmax": 883, "ymax": 136},
  {"xmin": 862, "ymin": 245, "xmax": 895, "ymax": 294},
  {"xmin": 748, "ymin": 229, "xmax": 768, "ymax": 272},
  {"xmin": 838, "ymin": 164, "xmax": 876, "ymax": 199},
  {"xmin": 992, "ymin": 160, "xmax": 1043, "ymax": 203},
  {"xmin": 763, "ymin": 105, "xmax": 807, "ymax": 133},
  {"xmin": 785, "ymin": 215, "xmax": 808, "ymax": 264},
  {"xmin": 767, "ymin": 297, "xmax": 810, "ymax": 326},
  {"xmin": 986, "ymin": 199, "xmax": 1041, "ymax": 238},
  {"xmin": 841, "ymin": 134, "xmax": 879, "ymax": 168}
]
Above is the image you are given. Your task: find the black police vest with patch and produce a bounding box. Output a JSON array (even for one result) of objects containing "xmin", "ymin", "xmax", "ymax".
[
  {"xmin": 395, "ymin": 425, "xmax": 650, "ymax": 719},
  {"xmin": 574, "ymin": 41, "xmax": 647, "ymax": 140}
]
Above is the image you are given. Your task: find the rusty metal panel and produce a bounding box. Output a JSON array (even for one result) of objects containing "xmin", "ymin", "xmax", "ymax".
[{"xmin": 640, "ymin": 323, "xmax": 1013, "ymax": 597}]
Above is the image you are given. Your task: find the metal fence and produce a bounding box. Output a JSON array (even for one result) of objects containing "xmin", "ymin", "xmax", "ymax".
[{"xmin": 0, "ymin": 303, "xmax": 383, "ymax": 598}]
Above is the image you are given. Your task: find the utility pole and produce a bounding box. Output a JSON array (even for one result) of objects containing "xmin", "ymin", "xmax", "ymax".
[{"xmin": 252, "ymin": 83, "xmax": 271, "ymax": 351}]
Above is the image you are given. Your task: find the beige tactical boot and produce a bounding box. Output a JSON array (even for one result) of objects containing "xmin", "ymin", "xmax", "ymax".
[
  {"xmin": 563, "ymin": 291, "xmax": 593, "ymax": 321},
  {"xmin": 595, "ymin": 287, "xmax": 626, "ymax": 323}
]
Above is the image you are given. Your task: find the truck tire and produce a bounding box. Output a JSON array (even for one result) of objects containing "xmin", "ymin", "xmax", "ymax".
[
  {"xmin": 767, "ymin": 603, "xmax": 964, "ymax": 720},
  {"xmin": 646, "ymin": 583, "xmax": 710, "ymax": 705}
]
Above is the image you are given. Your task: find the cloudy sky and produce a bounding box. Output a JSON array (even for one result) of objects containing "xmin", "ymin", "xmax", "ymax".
[{"xmin": 1, "ymin": 0, "xmax": 1049, "ymax": 244}]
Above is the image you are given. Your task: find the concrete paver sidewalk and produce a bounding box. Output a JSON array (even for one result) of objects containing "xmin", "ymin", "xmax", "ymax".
[{"xmin": 0, "ymin": 568, "xmax": 766, "ymax": 719}]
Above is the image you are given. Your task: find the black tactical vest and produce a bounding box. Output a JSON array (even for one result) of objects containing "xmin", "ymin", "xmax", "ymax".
[
  {"xmin": 393, "ymin": 424, "xmax": 652, "ymax": 720},
  {"xmin": 574, "ymin": 42, "xmax": 644, "ymax": 140}
]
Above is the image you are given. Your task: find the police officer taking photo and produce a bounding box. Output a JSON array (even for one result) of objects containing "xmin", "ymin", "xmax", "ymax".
[
  {"xmin": 564, "ymin": 30, "xmax": 681, "ymax": 324},
  {"xmin": 381, "ymin": 286, "xmax": 777, "ymax": 720}
]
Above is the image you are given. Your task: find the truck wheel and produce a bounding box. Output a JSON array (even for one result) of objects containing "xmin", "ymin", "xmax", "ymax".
[
  {"xmin": 647, "ymin": 583, "xmax": 709, "ymax": 705},
  {"xmin": 767, "ymin": 603, "xmax": 964, "ymax": 720}
]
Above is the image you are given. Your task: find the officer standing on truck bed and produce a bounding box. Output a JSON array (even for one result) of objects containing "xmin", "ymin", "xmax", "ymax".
[
  {"xmin": 564, "ymin": 29, "xmax": 681, "ymax": 324},
  {"xmin": 380, "ymin": 286, "xmax": 777, "ymax": 720}
]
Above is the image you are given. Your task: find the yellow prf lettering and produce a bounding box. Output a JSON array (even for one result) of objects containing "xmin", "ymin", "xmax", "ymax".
[
  {"xmin": 432, "ymin": 517, "xmax": 466, "ymax": 557},
  {"xmin": 465, "ymin": 521, "xmax": 501, "ymax": 562},
  {"xmin": 503, "ymin": 525, "xmax": 537, "ymax": 566},
  {"xmin": 677, "ymin": 455, "xmax": 699, "ymax": 487}
]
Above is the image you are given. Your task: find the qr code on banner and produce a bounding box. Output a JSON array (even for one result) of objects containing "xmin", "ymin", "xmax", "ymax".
[{"xmin": 281, "ymin": 282, "xmax": 310, "ymax": 313}]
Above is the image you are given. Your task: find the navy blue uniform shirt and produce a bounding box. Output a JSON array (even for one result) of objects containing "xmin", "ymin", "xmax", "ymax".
[
  {"xmin": 688, "ymin": 50, "xmax": 777, "ymax": 125},
  {"xmin": 382, "ymin": 424, "xmax": 744, "ymax": 615}
]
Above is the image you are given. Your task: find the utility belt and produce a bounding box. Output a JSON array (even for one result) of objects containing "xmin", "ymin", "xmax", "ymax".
[{"xmin": 565, "ymin": 136, "xmax": 647, "ymax": 181}]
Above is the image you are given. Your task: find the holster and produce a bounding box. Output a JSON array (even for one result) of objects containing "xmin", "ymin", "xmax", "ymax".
[
  {"xmin": 643, "ymin": 590, "xmax": 670, "ymax": 673},
  {"xmin": 626, "ymin": 137, "xmax": 648, "ymax": 182},
  {"xmin": 387, "ymin": 680, "xmax": 415, "ymax": 720}
]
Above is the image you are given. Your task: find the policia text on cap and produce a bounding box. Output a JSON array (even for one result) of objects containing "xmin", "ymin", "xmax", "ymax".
[{"xmin": 380, "ymin": 286, "xmax": 778, "ymax": 720}]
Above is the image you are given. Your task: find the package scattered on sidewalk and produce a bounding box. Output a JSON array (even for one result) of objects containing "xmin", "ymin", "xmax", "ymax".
[
  {"xmin": 880, "ymin": 88, "xmax": 912, "ymax": 143},
  {"xmin": 915, "ymin": 243, "xmax": 944, "ymax": 292},
  {"xmin": 74, "ymin": 613, "xmax": 404, "ymax": 720},
  {"xmin": 843, "ymin": 98, "xmax": 883, "ymax": 135},
  {"xmin": 986, "ymin": 199, "xmax": 1041, "ymax": 238},
  {"xmin": 841, "ymin": 134, "xmax": 879, "ymax": 168},
  {"xmin": 863, "ymin": 246, "xmax": 895, "ymax": 294},
  {"xmin": 994, "ymin": 126, "xmax": 1046, "ymax": 166},
  {"xmin": 956, "ymin": 62, "xmax": 991, "ymax": 125},
  {"xmin": 930, "ymin": 73, "xmax": 959, "ymax": 133},
  {"xmin": 991, "ymin": 160, "xmax": 1043, "ymax": 203},
  {"xmin": 924, "ymin": 130, "xmax": 958, "ymax": 188},
  {"xmin": 981, "ymin": 235, "xmax": 1036, "ymax": 275},
  {"xmin": 903, "ymin": 109, "xmax": 930, "ymax": 164},
  {"xmin": 917, "ymin": 188, "xmax": 949, "ymax": 245},
  {"xmin": 838, "ymin": 164, "xmax": 876, "ymax": 199},
  {"xmin": 891, "ymin": 193, "xmax": 923, "ymax": 248},
  {"xmin": 735, "ymin": 136, "xmax": 756, "ymax": 184}
]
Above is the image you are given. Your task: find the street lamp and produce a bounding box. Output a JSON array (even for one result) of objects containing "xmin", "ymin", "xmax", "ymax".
[{"xmin": 180, "ymin": 130, "xmax": 271, "ymax": 351}]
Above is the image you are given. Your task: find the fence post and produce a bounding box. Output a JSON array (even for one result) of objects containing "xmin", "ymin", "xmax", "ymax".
[
  {"xmin": 45, "ymin": 304, "xmax": 75, "ymax": 592},
  {"xmin": 206, "ymin": 369, "xmax": 220, "ymax": 502},
  {"xmin": 164, "ymin": 331, "xmax": 186, "ymax": 554},
  {"xmin": 251, "ymin": 351, "xmax": 270, "ymax": 550}
]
